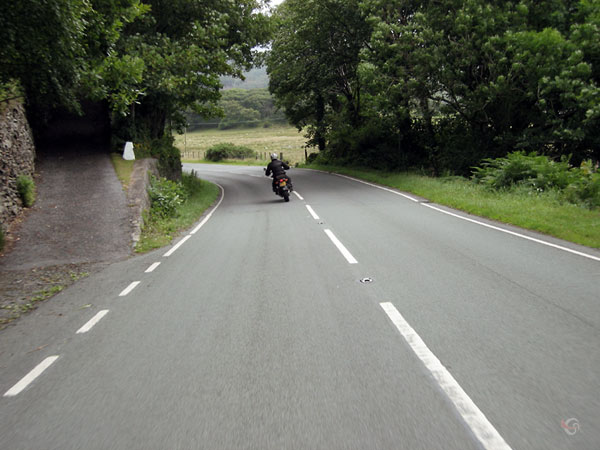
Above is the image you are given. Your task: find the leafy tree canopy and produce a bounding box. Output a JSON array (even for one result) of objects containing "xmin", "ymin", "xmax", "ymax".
[
  {"xmin": 267, "ymin": 0, "xmax": 600, "ymax": 173},
  {"xmin": 116, "ymin": 0, "xmax": 272, "ymax": 140}
]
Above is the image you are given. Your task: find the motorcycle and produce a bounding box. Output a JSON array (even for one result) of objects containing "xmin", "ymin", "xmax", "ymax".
[
  {"xmin": 275, "ymin": 176, "xmax": 291, "ymax": 202},
  {"xmin": 265, "ymin": 168, "xmax": 291, "ymax": 202}
]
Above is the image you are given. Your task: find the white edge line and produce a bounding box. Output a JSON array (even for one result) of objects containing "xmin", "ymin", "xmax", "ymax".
[
  {"xmin": 119, "ymin": 281, "xmax": 140, "ymax": 297},
  {"xmin": 76, "ymin": 310, "xmax": 109, "ymax": 334},
  {"xmin": 334, "ymin": 173, "xmax": 420, "ymax": 202},
  {"xmin": 293, "ymin": 191, "xmax": 304, "ymax": 200},
  {"xmin": 4, "ymin": 356, "xmax": 60, "ymax": 397},
  {"xmin": 324, "ymin": 229, "xmax": 358, "ymax": 264},
  {"xmin": 380, "ymin": 302, "xmax": 512, "ymax": 450},
  {"xmin": 306, "ymin": 205, "xmax": 320, "ymax": 220},
  {"xmin": 421, "ymin": 203, "xmax": 600, "ymax": 262},
  {"xmin": 145, "ymin": 262, "xmax": 161, "ymax": 273},
  {"xmin": 190, "ymin": 183, "xmax": 225, "ymax": 235},
  {"xmin": 329, "ymin": 170, "xmax": 598, "ymax": 262},
  {"xmin": 163, "ymin": 234, "xmax": 192, "ymax": 257}
]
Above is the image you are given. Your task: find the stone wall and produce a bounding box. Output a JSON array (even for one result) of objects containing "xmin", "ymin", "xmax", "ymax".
[{"xmin": 0, "ymin": 101, "xmax": 36, "ymax": 231}]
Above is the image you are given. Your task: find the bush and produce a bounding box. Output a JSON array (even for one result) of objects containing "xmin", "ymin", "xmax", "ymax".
[
  {"xmin": 205, "ymin": 143, "xmax": 256, "ymax": 161},
  {"xmin": 16, "ymin": 175, "xmax": 36, "ymax": 207},
  {"xmin": 133, "ymin": 135, "xmax": 182, "ymax": 181},
  {"xmin": 205, "ymin": 146, "xmax": 228, "ymax": 162},
  {"xmin": 180, "ymin": 170, "xmax": 205, "ymax": 197},
  {"xmin": 564, "ymin": 161, "xmax": 600, "ymax": 209},
  {"xmin": 148, "ymin": 175, "xmax": 187, "ymax": 218},
  {"xmin": 472, "ymin": 152, "xmax": 600, "ymax": 209},
  {"xmin": 472, "ymin": 152, "xmax": 576, "ymax": 191}
]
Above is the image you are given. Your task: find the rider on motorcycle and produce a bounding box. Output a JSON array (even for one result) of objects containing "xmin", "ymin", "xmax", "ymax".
[{"xmin": 265, "ymin": 153, "xmax": 293, "ymax": 193}]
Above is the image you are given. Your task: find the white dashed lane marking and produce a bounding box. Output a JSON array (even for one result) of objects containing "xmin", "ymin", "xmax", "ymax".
[
  {"xmin": 3, "ymin": 356, "xmax": 60, "ymax": 397},
  {"xmin": 76, "ymin": 310, "xmax": 109, "ymax": 334},
  {"xmin": 119, "ymin": 281, "xmax": 140, "ymax": 297}
]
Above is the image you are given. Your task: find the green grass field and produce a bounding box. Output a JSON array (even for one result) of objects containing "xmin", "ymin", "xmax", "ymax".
[{"xmin": 174, "ymin": 125, "xmax": 308, "ymax": 165}]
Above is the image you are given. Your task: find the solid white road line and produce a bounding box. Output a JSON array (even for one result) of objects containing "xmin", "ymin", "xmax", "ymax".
[
  {"xmin": 334, "ymin": 173, "xmax": 420, "ymax": 202},
  {"xmin": 329, "ymin": 169, "xmax": 599, "ymax": 263},
  {"xmin": 191, "ymin": 183, "xmax": 225, "ymax": 235},
  {"xmin": 324, "ymin": 229, "xmax": 358, "ymax": 264},
  {"xmin": 380, "ymin": 302, "xmax": 512, "ymax": 450},
  {"xmin": 76, "ymin": 310, "xmax": 109, "ymax": 334},
  {"xmin": 119, "ymin": 281, "xmax": 140, "ymax": 297},
  {"xmin": 145, "ymin": 262, "xmax": 161, "ymax": 273},
  {"xmin": 306, "ymin": 205, "xmax": 320, "ymax": 220},
  {"xmin": 421, "ymin": 203, "xmax": 600, "ymax": 262},
  {"xmin": 4, "ymin": 356, "xmax": 60, "ymax": 397},
  {"xmin": 293, "ymin": 191, "xmax": 304, "ymax": 200}
]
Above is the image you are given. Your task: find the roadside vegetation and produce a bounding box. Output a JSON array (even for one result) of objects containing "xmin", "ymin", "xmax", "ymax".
[
  {"xmin": 135, "ymin": 171, "xmax": 219, "ymax": 253},
  {"xmin": 16, "ymin": 175, "xmax": 36, "ymax": 207},
  {"xmin": 109, "ymin": 154, "xmax": 135, "ymax": 191}
]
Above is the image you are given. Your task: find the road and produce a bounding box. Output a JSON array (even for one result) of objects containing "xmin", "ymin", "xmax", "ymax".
[{"xmin": 0, "ymin": 164, "xmax": 598, "ymax": 449}]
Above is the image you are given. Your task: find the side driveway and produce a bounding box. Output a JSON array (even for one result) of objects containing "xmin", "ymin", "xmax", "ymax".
[{"xmin": 0, "ymin": 145, "xmax": 134, "ymax": 328}]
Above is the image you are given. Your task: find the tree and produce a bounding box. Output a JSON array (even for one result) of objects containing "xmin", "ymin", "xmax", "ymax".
[
  {"xmin": 267, "ymin": 0, "xmax": 372, "ymax": 152},
  {"xmin": 116, "ymin": 0, "xmax": 272, "ymax": 141},
  {"xmin": 0, "ymin": 0, "xmax": 148, "ymax": 127},
  {"xmin": 361, "ymin": 0, "xmax": 600, "ymax": 172}
]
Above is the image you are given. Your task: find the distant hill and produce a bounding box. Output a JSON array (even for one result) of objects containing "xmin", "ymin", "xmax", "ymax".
[{"xmin": 221, "ymin": 67, "xmax": 269, "ymax": 90}]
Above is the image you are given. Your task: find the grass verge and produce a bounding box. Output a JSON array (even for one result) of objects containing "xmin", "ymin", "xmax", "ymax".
[
  {"xmin": 135, "ymin": 173, "xmax": 220, "ymax": 253},
  {"xmin": 306, "ymin": 164, "xmax": 600, "ymax": 248},
  {"xmin": 109, "ymin": 153, "xmax": 135, "ymax": 190}
]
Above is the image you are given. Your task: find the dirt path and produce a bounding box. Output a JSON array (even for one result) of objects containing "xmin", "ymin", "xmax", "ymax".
[{"xmin": 0, "ymin": 144, "xmax": 134, "ymax": 328}]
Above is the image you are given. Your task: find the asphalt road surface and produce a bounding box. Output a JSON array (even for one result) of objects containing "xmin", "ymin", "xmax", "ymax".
[{"xmin": 0, "ymin": 164, "xmax": 598, "ymax": 449}]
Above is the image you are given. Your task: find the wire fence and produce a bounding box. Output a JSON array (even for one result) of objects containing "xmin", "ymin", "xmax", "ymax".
[
  {"xmin": 185, "ymin": 117, "xmax": 290, "ymax": 130},
  {"xmin": 179, "ymin": 149, "xmax": 294, "ymax": 162}
]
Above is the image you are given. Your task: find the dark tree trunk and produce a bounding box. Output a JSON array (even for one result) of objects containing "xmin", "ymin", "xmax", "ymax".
[{"xmin": 315, "ymin": 93, "xmax": 326, "ymax": 151}]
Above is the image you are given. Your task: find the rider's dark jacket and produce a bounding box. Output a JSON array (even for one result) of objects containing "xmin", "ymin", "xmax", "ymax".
[{"xmin": 265, "ymin": 159, "xmax": 290, "ymax": 179}]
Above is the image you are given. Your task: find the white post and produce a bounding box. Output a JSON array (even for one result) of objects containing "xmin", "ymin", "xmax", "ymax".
[{"xmin": 123, "ymin": 142, "xmax": 135, "ymax": 160}]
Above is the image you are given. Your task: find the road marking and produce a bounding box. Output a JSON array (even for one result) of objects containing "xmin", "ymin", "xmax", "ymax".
[
  {"xmin": 293, "ymin": 191, "xmax": 304, "ymax": 200},
  {"xmin": 119, "ymin": 281, "xmax": 140, "ymax": 297},
  {"xmin": 4, "ymin": 356, "xmax": 60, "ymax": 397},
  {"xmin": 163, "ymin": 235, "xmax": 192, "ymax": 257},
  {"xmin": 334, "ymin": 173, "xmax": 420, "ymax": 202},
  {"xmin": 76, "ymin": 310, "xmax": 109, "ymax": 334},
  {"xmin": 324, "ymin": 229, "xmax": 358, "ymax": 264},
  {"xmin": 306, "ymin": 205, "xmax": 320, "ymax": 220},
  {"xmin": 421, "ymin": 203, "xmax": 600, "ymax": 262},
  {"xmin": 380, "ymin": 302, "xmax": 512, "ymax": 450},
  {"xmin": 327, "ymin": 170, "xmax": 599, "ymax": 263},
  {"xmin": 190, "ymin": 183, "xmax": 225, "ymax": 235},
  {"xmin": 145, "ymin": 262, "xmax": 161, "ymax": 273}
]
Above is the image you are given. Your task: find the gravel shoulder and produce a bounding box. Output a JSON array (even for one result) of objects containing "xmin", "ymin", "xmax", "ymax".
[{"xmin": 0, "ymin": 144, "xmax": 136, "ymax": 329}]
